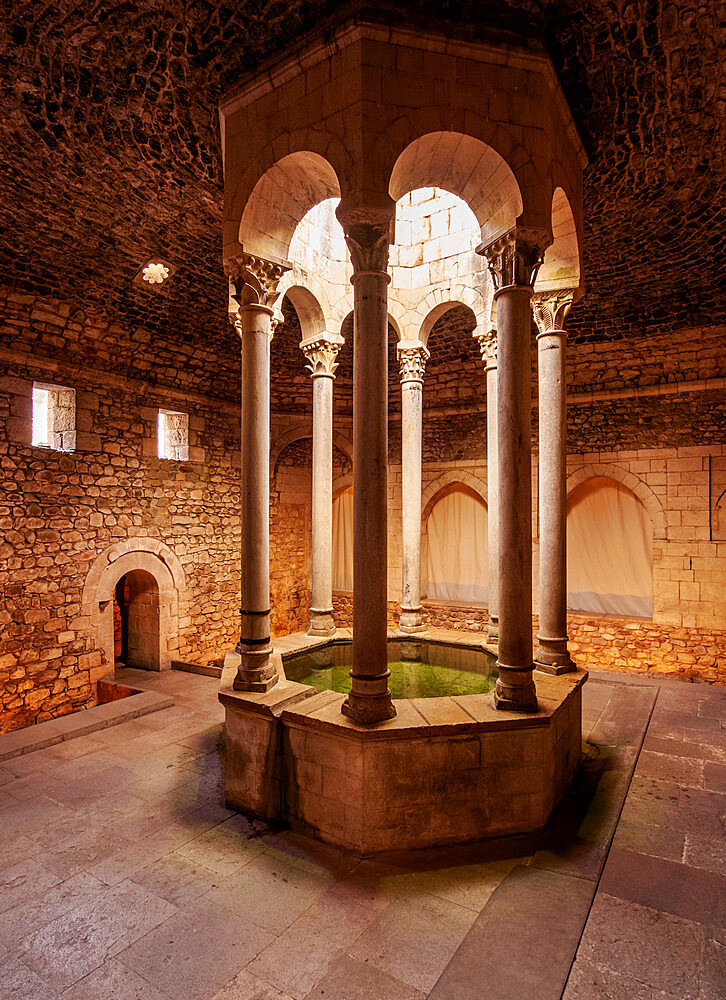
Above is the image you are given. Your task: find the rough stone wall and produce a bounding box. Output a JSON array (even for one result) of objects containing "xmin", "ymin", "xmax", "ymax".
[
  {"xmin": 328, "ymin": 438, "xmax": 726, "ymax": 685},
  {"xmin": 269, "ymin": 436, "xmax": 351, "ymax": 636},
  {"xmin": 0, "ymin": 294, "xmax": 242, "ymax": 733}
]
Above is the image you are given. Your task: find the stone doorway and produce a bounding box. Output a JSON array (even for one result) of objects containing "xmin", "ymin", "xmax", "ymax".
[
  {"xmin": 81, "ymin": 538, "xmax": 186, "ymax": 675},
  {"xmin": 114, "ymin": 570, "xmax": 160, "ymax": 670}
]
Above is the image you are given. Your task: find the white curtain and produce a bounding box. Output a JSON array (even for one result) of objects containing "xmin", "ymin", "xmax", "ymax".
[
  {"xmin": 332, "ymin": 488, "xmax": 354, "ymax": 592},
  {"xmin": 426, "ymin": 486, "xmax": 488, "ymax": 603},
  {"xmin": 567, "ymin": 477, "xmax": 653, "ymax": 617}
]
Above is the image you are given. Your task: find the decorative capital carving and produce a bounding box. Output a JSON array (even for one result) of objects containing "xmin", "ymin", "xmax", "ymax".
[
  {"xmin": 301, "ymin": 332, "xmax": 345, "ymax": 378},
  {"xmin": 532, "ymin": 289, "xmax": 577, "ymax": 335},
  {"xmin": 397, "ymin": 340, "xmax": 430, "ymax": 384},
  {"xmin": 342, "ymin": 222, "xmax": 392, "ymax": 274},
  {"xmin": 473, "ymin": 328, "xmax": 497, "ymax": 367},
  {"xmin": 477, "ymin": 227, "xmax": 551, "ymax": 290},
  {"xmin": 225, "ymin": 252, "xmax": 290, "ymax": 310}
]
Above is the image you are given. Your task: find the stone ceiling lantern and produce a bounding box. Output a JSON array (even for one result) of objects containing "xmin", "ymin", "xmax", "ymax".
[{"xmin": 219, "ymin": 5, "xmax": 586, "ymax": 725}]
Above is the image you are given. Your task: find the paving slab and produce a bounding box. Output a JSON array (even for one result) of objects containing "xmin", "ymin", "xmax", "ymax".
[
  {"xmin": 348, "ymin": 891, "xmax": 477, "ymax": 994},
  {"xmin": 567, "ymin": 893, "xmax": 705, "ymax": 1000},
  {"xmin": 598, "ymin": 845, "xmax": 726, "ymax": 925},
  {"xmin": 116, "ymin": 897, "xmax": 275, "ymax": 1000},
  {"xmin": 304, "ymin": 954, "xmax": 425, "ymax": 1000},
  {"xmin": 17, "ymin": 878, "xmax": 178, "ymax": 990},
  {"xmin": 428, "ymin": 866, "xmax": 594, "ymax": 1000},
  {"xmin": 63, "ymin": 957, "xmax": 175, "ymax": 1000}
]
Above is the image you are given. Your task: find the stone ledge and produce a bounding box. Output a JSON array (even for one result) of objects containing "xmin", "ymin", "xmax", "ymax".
[
  {"xmin": 172, "ymin": 659, "xmax": 222, "ymax": 678},
  {"xmin": 0, "ymin": 678, "xmax": 175, "ymax": 761}
]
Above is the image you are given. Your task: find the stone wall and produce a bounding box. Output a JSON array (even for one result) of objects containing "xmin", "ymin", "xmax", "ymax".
[
  {"xmin": 0, "ymin": 293, "xmax": 243, "ymax": 733},
  {"xmin": 326, "ymin": 441, "xmax": 726, "ymax": 686}
]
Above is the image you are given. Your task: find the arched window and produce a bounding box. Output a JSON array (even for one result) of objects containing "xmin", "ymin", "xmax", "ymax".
[
  {"xmin": 332, "ymin": 488, "xmax": 354, "ymax": 592},
  {"xmin": 425, "ymin": 484, "xmax": 488, "ymax": 603},
  {"xmin": 567, "ymin": 477, "xmax": 653, "ymax": 618}
]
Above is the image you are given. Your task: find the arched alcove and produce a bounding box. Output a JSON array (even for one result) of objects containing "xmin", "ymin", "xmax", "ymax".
[
  {"xmin": 422, "ymin": 483, "xmax": 488, "ymax": 604},
  {"xmin": 332, "ymin": 486, "xmax": 354, "ymax": 593},
  {"xmin": 536, "ymin": 186, "xmax": 581, "ymax": 291},
  {"xmin": 81, "ymin": 539, "xmax": 185, "ymax": 673},
  {"xmin": 567, "ymin": 477, "xmax": 653, "ymax": 618},
  {"xmin": 238, "ymin": 151, "xmax": 342, "ymax": 264},
  {"xmin": 389, "ymin": 132, "xmax": 524, "ymax": 246}
]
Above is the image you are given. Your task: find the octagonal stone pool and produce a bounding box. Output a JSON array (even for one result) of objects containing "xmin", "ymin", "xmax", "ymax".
[{"xmin": 283, "ymin": 639, "xmax": 498, "ymax": 698}]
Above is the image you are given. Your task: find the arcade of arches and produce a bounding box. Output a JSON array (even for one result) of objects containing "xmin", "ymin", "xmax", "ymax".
[
  {"xmin": 0, "ymin": 6, "xmax": 724, "ymax": 733},
  {"xmin": 0, "ymin": 5, "xmax": 724, "ymax": 999}
]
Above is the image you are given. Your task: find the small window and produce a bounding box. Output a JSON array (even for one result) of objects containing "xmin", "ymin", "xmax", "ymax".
[
  {"xmin": 32, "ymin": 383, "xmax": 76, "ymax": 452},
  {"xmin": 158, "ymin": 409, "xmax": 189, "ymax": 461}
]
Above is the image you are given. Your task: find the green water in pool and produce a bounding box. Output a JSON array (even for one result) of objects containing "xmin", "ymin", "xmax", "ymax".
[{"xmin": 283, "ymin": 640, "xmax": 498, "ymax": 699}]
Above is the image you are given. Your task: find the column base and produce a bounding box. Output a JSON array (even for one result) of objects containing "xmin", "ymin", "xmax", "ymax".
[
  {"xmin": 341, "ymin": 670, "xmax": 397, "ymax": 724},
  {"xmin": 399, "ymin": 607, "xmax": 426, "ymax": 633},
  {"xmin": 494, "ymin": 665, "xmax": 538, "ymax": 713},
  {"xmin": 233, "ymin": 645, "xmax": 279, "ymax": 693},
  {"xmin": 308, "ymin": 610, "xmax": 336, "ymax": 637},
  {"xmin": 535, "ymin": 636, "xmax": 576, "ymax": 674}
]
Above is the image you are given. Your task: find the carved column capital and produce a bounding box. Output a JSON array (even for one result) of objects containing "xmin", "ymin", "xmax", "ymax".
[
  {"xmin": 343, "ymin": 223, "xmax": 392, "ymax": 275},
  {"xmin": 473, "ymin": 328, "xmax": 498, "ymax": 369},
  {"xmin": 477, "ymin": 226, "xmax": 551, "ymax": 290},
  {"xmin": 336, "ymin": 200, "xmax": 394, "ymax": 276},
  {"xmin": 532, "ymin": 288, "xmax": 577, "ymax": 335},
  {"xmin": 397, "ymin": 340, "xmax": 430, "ymax": 384},
  {"xmin": 301, "ymin": 332, "xmax": 345, "ymax": 378},
  {"xmin": 225, "ymin": 252, "xmax": 290, "ymax": 311}
]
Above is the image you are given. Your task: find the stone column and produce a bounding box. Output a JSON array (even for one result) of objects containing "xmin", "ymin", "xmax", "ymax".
[
  {"xmin": 480, "ymin": 227, "xmax": 549, "ymax": 712},
  {"xmin": 533, "ymin": 289, "xmax": 577, "ymax": 673},
  {"xmin": 397, "ymin": 339, "xmax": 430, "ymax": 633},
  {"xmin": 227, "ymin": 254, "xmax": 287, "ymax": 692},
  {"xmin": 337, "ymin": 203, "xmax": 396, "ymax": 724},
  {"xmin": 301, "ymin": 332, "xmax": 345, "ymax": 636},
  {"xmin": 474, "ymin": 326, "xmax": 500, "ymax": 642}
]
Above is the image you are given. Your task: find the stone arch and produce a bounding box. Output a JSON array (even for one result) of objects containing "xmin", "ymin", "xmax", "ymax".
[
  {"xmin": 271, "ymin": 426, "xmax": 353, "ymax": 474},
  {"xmin": 237, "ymin": 151, "xmax": 343, "ymax": 264},
  {"xmin": 80, "ymin": 538, "xmax": 186, "ymax": 673},
  {"xmin": 420, "ymin": 474, "xmax": 488, "ymax": 603},
  {"xmin": 536, "ymin": 187, "xmax": 581, "ymax": 292},
  {"xmin": 387, "ymin": 130, "xmax": 530, "ymax": 245},
  {"xmin": 333, "ymin": 474, "xmax": 353, "ymax": 498},
  {"xmin": 416, "ymin": 294, "xmax": 484, "ymax": 347},
  {"xmin": 422, "ymin": 471, "xmax": 488, "ymax": 523},
  {"xmin": 566, "ymin": 465, "xmax": 667, "ymax": 540},
  {"xmin": 280, "ymin": 284, "xmax": 329, "ymax": 342}
]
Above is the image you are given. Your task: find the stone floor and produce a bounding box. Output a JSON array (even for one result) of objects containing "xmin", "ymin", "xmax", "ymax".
[{"xmin": 0, "ymin": 667, "xmax": 723, "ymax": 1000}]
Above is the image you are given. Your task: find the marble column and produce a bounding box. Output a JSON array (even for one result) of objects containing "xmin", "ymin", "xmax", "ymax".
[
  {"xmin": 227, "ymin": 254, "xmax": 287, "ymax": 692},
  {"xmin": 533, "ymin": 289, "xmax": 577, "ymax": 673},
  {"xmin": 301, "ymin": 332, "xmax": 345, "ymax": 637},
  {"xmin": 480, "ymin": 227, "xmax": 549, "ymax": 712},
  {"xmin": 474, "ymin": 326, "xmax": 499, "ymax": 642},
  {"xmin": 337, "ymin": 203, "xmax": 396, "ymax": 724},
  {"xmin": 397, "ymin": 339, "xmax": 430, "ymax": 633}
]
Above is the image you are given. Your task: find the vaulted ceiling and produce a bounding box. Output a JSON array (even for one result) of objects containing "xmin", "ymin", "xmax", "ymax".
[{"xmin": 1, "ymin": 0, "xmax": 723, "ymax": 402}]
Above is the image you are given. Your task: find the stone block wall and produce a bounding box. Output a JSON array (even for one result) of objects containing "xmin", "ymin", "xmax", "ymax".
[
  {"xmin": 324, "ymin": 442, "xmax": 726, "ymax": 685},
  {"xmin": 0, "ymin": 292, "xmax": 244, "ymax": 733}
]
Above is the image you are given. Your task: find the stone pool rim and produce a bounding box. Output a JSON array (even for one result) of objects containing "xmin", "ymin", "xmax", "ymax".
[
  {"xmin": 219, "ymin": 626, "xmax": 587, "ymax": 851},
  {"xmin": 218, "ymin": 625, "xmax": 588, "ymax": 737},
  {"xmin": 280, "ymin": 631, "xmax": 499, "ymax": 702}
]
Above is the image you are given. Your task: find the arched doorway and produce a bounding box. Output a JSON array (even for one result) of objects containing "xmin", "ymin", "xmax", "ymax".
[
  {"xmin": 423, "ymin": 483, "xmax": 488, "ymax": 603},
  {"xmin": 114, "ymin": 570, "xmax": 160, "ymax": 670},
  {"xmin": 81, "ymin": 538, "xmax": 186, "ymax": 674},
  {"xmin": 567, "ymin": 476, "xmax": 653, "ymax": 617}
]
